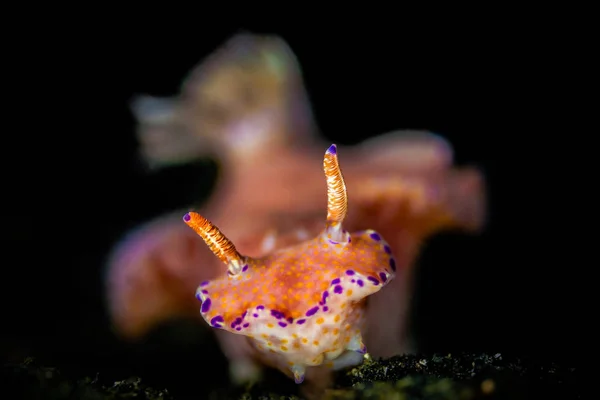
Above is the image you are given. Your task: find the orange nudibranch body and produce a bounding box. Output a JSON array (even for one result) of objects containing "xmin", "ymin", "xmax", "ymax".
[{"xmin": 183, "ymin": 145, "xmax": 395, "ymax": 384}]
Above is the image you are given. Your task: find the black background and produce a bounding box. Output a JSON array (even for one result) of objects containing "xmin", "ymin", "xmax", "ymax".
[{"xmin": 3, "ymin": 20, "xmax": 587, "ymax": 396}]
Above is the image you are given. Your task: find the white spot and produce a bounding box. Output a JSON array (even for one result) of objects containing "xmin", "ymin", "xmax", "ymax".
[
  {"xmin": 260, "ymin": 231, "xmax": 277, "ymax": 253},
  {"xmin": 229, "ymin": 112, "xmax": 275, "ymax": 153},
  {"xmin": 331, "ymin": 350, "xmax": 365, "ymax": 370},
  {"xmin": 295, "ymin": 228, "xmax": 309, "ymax": 240},
  {"xmin": 229, "ymin": 359, "xmax": 263, "ymax": 385}
]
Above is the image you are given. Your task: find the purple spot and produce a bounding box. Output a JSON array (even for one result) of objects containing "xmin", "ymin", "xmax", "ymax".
[
  {"xmin": 195, "ymin": 293, "xmax": 202, "ymax": 301},
  {"xmin": 384, "ymin": 245, "xmax": 392, "ymax": 254},
  {"xmin": 287, "ymin": 317, "xmax": 294, "ymax": 323},
  {"xmin": 210, "ymin": 316, "xmax": 224, "ymax": 328},
  {"xmin": 323, "ymin": 306, "xmax": 329, "ymax": 312},
  {"xmin": 236, "ymin": 327, "xmax": 241, "ymax": 331},
  {"xmin": 334, "ymin": 285, "xmax": 343, "ymax": 294},
  {"xmin": 183, "ymin": 213, "xmax": 191, "ymax": 222},
  {"xmin": 242, "ymin": 264, "xmax": 249, "ymax": 272},
  {"xmin": 368, "ymin": 276, "xmax": 380, "ymax": 285},
  {"xmin": 346, "ymin": 270, "xmax": 355, "ymax": 276},
  {"xmin": 331, "ymin": 278, "xmax": 341, "ymax": 285},
  {"xmin": 253, "ymin": 313, "xmax": 259, "ymax": 318},
  {"xmin": 257, "ymin": 305, "xmax": 264, "ymax": 310},
  {"xmin": 348, "ymin": 237, "xmax": 352, "ymax": 243},
  {"xmin": 379, "ymin": 272, "xmax": 388, "ymax": 283},
  {"xmin": 278, "ymin": 322, "xmax": 288, "ymax": 327},
  {"xmin": 369, "ymin": 232, "xmax": 381, "ymax": 241},
  {"xmin": 322, "ymin": 291, "xmax": 329, "ymax": 304},
  {"xmin": 200, "ymin": 281, "xmax": 209, "ymax": 287},
  {"xmin": 271, "ymin": 310, "xmax": 285, "ymax": 319},
  {"xmin": 242, "ymin": 311, "xmax": 247, "ymax": 319},
  {"xmin": 327, "ymin": 144, "xmax": 337, "ymax": 154},
  {"xmin": 202, "ymin": 290, "xmax": 208, "ymax": 294},
  {"xmin": 357, "ymin": 279, "xmax": 364, "ymax": 287},
  {"xmin": 231, "ymin": 318, "xmax": 242, "ymax": 328},
  {"xmin": 306, "ymin": 306, "xmax": 319, "ymax": 316},
  {"xmin": 243, "ymin": 323, "xmax": 249, "ymax": 328},
  {"xmin": 351, "ymin": 279, "xmax": 356, "ymax": 283},
  {"xmin": 201, "ymin": 298, "xmax": 212, "ymax": 313},
  {"xmin": 296, "ymin": 319, "xmax": 306, "ymax": 325},
  {"xmin": 328, "ymin": 239, "xmax": 339, "ymax": 245},
  {"xmin": 390, "ymin": 258, "xmax": 396, "ymax": 271}
]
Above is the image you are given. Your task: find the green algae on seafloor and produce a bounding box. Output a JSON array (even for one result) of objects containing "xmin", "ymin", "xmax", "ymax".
[
  {"xmin": 341, "ymin": 352, "xmax": 576, "ymax": 384},
  {"xmin": 325, "ymin": 352, "xmax": 580, "ymax": 400}
]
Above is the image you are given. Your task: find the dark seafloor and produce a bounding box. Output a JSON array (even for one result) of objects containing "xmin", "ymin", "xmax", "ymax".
[{"xmin": 2, "ymin": 352, "xmax": 581, "ymax": 399}]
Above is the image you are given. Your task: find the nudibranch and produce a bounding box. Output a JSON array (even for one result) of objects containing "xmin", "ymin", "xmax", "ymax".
[{"xmin": 182, "ymin": 144, "xmax": 396, "ymax": 384}]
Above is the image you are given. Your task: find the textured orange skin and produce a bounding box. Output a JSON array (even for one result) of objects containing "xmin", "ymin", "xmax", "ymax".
[
  {"xmin": 190, "ymin": 218, "xmax": 394, "ymax": 379},
  {"xmin": 194, "ymin": 234, "xmax": 390, "ymax": 325}
]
